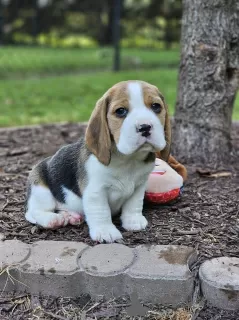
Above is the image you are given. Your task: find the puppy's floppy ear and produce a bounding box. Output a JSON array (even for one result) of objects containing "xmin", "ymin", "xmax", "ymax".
[
  {"xmin": 156, "ymin": 103, "xmax": 171, "ymax": 162},
  {"xmin": 167, "ymin": 155, "xmax": 188, "ymax": 181},
  {"xmin": 85, "ymin": 93, "xmax": 111, "ymax": 166}
]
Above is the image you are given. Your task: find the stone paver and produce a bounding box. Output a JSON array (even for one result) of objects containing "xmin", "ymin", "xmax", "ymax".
[
  {"xmin": 79, "ymin": 243, "xmax": 135, "ymax": 300},
  {"xmin": 17, "ymin": 241, "xmax": 89, "ymax": 297},
  {"xmin": 80, "ymin": 243, "xmax": 135, "ymax": 275},
  {"xmin": 1, "ymin": 240, "xmax": 237, "ymax": 310},
  {"xmin": 0, "ymin": 240, "xmax": 31, "ymax": 292},
  {"xmin": 0, "ymin": 240, "xmax": 30, "ymax": 266},
  {"xmin": 0, "ymin": 240, "xmax": 196, "ymax": 307},
  {"xmin": 127, "ymin": 245, "xmax": 196, "ymax": 305},
  {"xmin": 199, "ymin": 257, "xmax": 239, "ymax": 310},
  {"xmin": 22, "ymin": 240, "xmax": 88, "ymax": 274}
]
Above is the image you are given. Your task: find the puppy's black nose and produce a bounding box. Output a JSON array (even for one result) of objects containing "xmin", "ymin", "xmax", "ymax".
[{"xmin": 138, "ymin": 124, "xmax": 152, "ymax": 137}]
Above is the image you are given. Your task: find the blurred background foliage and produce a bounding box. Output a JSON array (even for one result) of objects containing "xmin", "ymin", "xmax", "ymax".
[
  {"xmin": 0, "ymin": 0, "xmax": 238, "ymax": 127},
  {"xmin": 1, "ymin": 0, "xmax": 182, "ymax": 49}
]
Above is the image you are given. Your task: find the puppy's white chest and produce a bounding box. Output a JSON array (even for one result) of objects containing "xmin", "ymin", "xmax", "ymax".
[
  {"xmin": 108, "ymin": 178, "xmax": 135, "ymax": 213},
  {"xmin": 85, "ymin": 154, "xmax": 154, "ymax": 215}
]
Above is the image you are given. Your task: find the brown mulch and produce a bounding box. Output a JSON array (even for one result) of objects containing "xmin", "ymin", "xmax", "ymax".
[
  {"xmin": 0, "ymin": 292, "xmax": 239, "ymax": 320},
  {"xmin": 0, "ymin": 122, "xmax": 239, "ymax": 319},
  {"xmin": 0, "ymin": 122, "xmax": 238, "ymax": 263}
]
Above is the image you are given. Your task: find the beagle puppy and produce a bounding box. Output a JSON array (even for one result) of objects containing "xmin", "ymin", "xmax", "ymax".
[{"xmin": 25, "ymin": 80, "xmax": 171, "ymax": 243}]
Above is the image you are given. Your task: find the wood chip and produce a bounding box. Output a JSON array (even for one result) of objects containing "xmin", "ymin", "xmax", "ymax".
[
  {"xmin": 196, "ymin": 168, "xmax": 232, "ymax": 178},
  {"xmin": 176, "ymin": 229, "xmax": 201, "ymax": 235}
]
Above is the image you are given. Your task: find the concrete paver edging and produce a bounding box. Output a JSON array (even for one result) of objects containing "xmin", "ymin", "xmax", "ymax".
[
  {"xmin": 0, "ymin": 240, "xmax": 195, "ymax": 307},
  {"xmin": 199, "ymin": 257, "xmax": 239, "ymax": 310},
  {"xmin": 0, "ymin": 240, "xmax": 238, "ymax": 310}
]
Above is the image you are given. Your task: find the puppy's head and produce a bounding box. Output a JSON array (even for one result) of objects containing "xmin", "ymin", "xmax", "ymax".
[{"xmin": 85, "ymin": 80, "xmax": 171, "ymax": 165}]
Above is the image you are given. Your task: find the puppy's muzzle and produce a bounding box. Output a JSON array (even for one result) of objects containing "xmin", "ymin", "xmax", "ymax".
[{"xmin": 137, "ymin": 124, "xmax": 152, "ymax": 137}]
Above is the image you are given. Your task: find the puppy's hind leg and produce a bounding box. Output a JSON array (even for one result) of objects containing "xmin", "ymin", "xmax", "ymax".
[{"xmin": 25, "ymin": 184, "xmax": 76, "ymax": 229}]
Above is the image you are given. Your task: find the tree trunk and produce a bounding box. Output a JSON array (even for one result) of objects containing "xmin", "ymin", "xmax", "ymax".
[{"xmin": 172, "ymin": 0, "xmax": 239, "ymax": 166}]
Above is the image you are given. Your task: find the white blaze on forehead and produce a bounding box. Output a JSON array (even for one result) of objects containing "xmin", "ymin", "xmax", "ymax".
[
  {"xmin": 117, "ymin": 81, "xmax": 166, "ymax": 155},
  {"xmin": 127, "ymin": 82, "xmax": 145, "ymax": 109}
]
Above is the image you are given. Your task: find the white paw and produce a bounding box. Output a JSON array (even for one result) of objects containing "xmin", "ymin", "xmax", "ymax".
[
  {"xmin": 89, "ymin": 224, "xmax": 123, "ymax": 243},
  {"xmin": 122, "ymin": 214, "xmax": 148, "ymax": 231}
]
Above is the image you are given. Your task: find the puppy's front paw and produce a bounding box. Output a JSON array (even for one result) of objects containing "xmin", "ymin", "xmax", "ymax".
[
  {"xmin": 122, "ymin": 215, "xmax": 148, "ymax": 231},
  {"xmin": 89, "ymin": 224, "xmax": 123, "ymax": 243}
]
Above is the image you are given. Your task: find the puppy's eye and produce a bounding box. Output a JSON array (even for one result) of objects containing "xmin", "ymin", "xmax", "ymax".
[
  {"xmin": 151, "ymin": 103, "xmax": 162, "ymax": 114},
  {"xmin": 115, "ymin": 107, "xmax": 128, "ymax": 118}
]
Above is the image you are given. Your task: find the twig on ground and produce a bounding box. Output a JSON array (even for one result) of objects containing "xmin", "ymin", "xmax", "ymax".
[
  {"xmin": 0, "ymin": 213, "xmax": 12, "ymax": 220},
  {"xmin": 1, "ymin": 200, "xmax": 9, "ymax": 211},
  {"xmin": 42, "ymin": 310, "xmax": 71, "ymax": 320},
  {"xmin": 85, "ymin": 302, "xmax": 101, "ymax": 313},
  {"xmin": 5, "ymin": 232, "xmax": 28, "ymax": 237},
  {"xmin": 112, "ymin": 303, "xmax": 131, "ymax": 308},
  {"xmin": 1, "ymin": 304, "xmax": 15, "ymax": 313},
  {"xmin": 0, "ymin": 294, "xmax": 28, "ymax": 304},
  {"xmin": 176, "ymin": 229, "xmax": 201, "ymax": 235}
]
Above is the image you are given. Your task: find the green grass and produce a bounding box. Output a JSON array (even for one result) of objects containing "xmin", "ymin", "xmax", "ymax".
[
  {"xmin": 1, "ymin": 68, "xmax": 238, "ymax": 127},
  {"xmin": 0, "ymin": 69, "xmax": 178, "ymax": 127},
  {"xmin": 0, "ymin": 46, "xmax": 180, "ymax": 78},
  {"xmin": 0, "ymin": 46, "xmax": 238, "ymax": 126}
]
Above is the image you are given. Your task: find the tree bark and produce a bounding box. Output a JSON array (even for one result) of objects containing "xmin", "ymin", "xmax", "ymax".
[{"xmin": 172, "ymin": 0, "xmax": 239, "ymax": 166}]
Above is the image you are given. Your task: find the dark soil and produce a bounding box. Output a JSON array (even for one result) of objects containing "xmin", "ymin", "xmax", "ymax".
[{"xmin": 0, "ymin": 122, "xmax": 239, "ymax": 319}]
